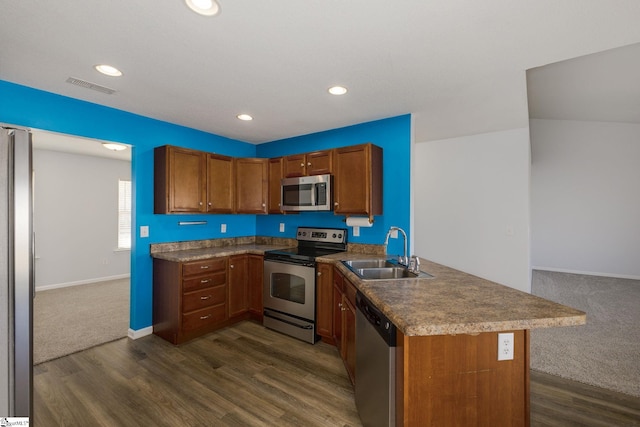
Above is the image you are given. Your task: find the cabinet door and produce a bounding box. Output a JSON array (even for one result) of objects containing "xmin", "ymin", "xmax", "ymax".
[
  {"xmin": 306, "ymin": 150, "xmax": 333, "ymax": 175},
  {"xmin": 333, "ymin": 269, "xmax": 344, "ymax": 352},
  {"xmin": 154, "ymin": 145, "xmax": 206, "ymax": 213},
  {"xmin": 316, "ymin": 263, "xmax": 334, "ymax": 339},
  {"xmin": 235, "ymin": 158, "xmax": 268, "ymax": 213},
  {"xmin": 248, "ymin": 254, "xmax": 264, "ymax": 316},
  {"xmin": 207, "ymin": 153, "xmax": 234, "ymax": 213},
  {"xmin": 228, "ymin": 254, "xmax": 249, "ymax": 317},
  {"xmin": 283, "ymin": 153, "xmax": 306, "ymax": 177},
  {"xmin": 343, "ymin": 294, "xmax": 356, "ymax": 385},
  {"xmin": 268, "ymin": 157, "xmax": 284, "ymax": 213},
  {"xmin": 334, "ymin": 143, "xmax": 382, "ymax": 216}
]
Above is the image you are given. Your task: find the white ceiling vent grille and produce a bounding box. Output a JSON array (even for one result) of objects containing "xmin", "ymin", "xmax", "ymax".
[{"xmin": 66, "ymin": 77, "xmax": 116, "ymax": 95}]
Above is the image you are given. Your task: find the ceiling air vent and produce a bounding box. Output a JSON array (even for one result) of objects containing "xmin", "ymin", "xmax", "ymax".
[{"xmin": 66, "ymin": 77, "xmax": 116, "ymax": 95}]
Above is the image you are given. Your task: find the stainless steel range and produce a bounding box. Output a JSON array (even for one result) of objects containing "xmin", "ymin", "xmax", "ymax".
[{"xmin": 263, "ymin": 227, "xmax": 347, "ymax": 343}]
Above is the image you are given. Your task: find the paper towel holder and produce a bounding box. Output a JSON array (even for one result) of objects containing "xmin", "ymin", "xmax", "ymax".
[{"xmin": 343, "ymin": 215, "xmax": 375, "ymax": 226}]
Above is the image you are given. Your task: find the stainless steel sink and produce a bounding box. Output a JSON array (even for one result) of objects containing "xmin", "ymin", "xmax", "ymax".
[
  {"xmin": 342, "ymin": 259, "xmax": 396, "ymax": 269},
  {"xmin": 355, "ymin": 267, "xmax": 418, "ymax": 279},
  {"xmin": 341, "ymin": 259, "xmax": 434, "ymax": 280}
]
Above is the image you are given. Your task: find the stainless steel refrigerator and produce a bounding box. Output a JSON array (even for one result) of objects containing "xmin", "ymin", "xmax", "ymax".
[{"xmin": 0, "ymin": 126, "xmax": 33, "ymax": 419}]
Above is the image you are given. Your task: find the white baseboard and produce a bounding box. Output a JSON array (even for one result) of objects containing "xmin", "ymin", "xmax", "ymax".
[
  {"xmin": 36, "ymin": 274, "xmax": 130, "ymax": 292},
  {"xmin": 128, "ymin": 326, "xmax": 153, "ymax": 340},
  {"xmin": 532, "ymin": 266, "xmax": 640, "ymax": 281}
]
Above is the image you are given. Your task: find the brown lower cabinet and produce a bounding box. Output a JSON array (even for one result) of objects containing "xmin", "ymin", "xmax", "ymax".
[
  {"xmin": 396, "ymin": 329, "xmax": 530, "ymax": 426},
  {"xmin": 316, "ymin": 262, "xmax": 334, "ymax": 341},
  {"xmin": 324, "ymin": 266, "xmax": 530, "ymax": 426},
  {"xmin": 153, "ymin": 254, "xmax": 263, "ymax": 345},
  {"xmin": 331, "ymin": 267, "xmax": 356, "ymax": 385}
]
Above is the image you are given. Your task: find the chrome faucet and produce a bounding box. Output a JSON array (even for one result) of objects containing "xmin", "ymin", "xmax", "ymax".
[{"xmin": 384, "ymin": 226, "xmax": 408, "ymax": 266}]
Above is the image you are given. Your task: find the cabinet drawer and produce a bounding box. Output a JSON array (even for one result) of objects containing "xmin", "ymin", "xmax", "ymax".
[
  {"xmin": 182, "ymin": 258, "xmax": 227, "ymax": 277},
  {"xmin": 183, "ymin": 270, "xmax": 226, "ymax": 292},
  {"xmin": 182, "ymin": 304, "xmax": 226, "ymax": 332},
  {"xmin": 344, "ymin": 279, "xmax": 357, "ymax": 306},
  {"xmin": 183, "ymin": 285, "xmax": 226, "ymax": 313}
]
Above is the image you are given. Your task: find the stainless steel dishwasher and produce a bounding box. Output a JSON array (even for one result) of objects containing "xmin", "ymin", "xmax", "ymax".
[{"xmin": 355, "ymin": 291, "xmax": 397, "ymax": 427}]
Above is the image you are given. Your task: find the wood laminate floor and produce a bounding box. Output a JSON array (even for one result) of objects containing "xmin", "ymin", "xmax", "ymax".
[{"xmin": 34, "ymin": 321, "xmax": 640, "ymax": 427}]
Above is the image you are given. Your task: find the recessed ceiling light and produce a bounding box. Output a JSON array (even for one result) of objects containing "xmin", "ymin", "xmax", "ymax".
[
  {"xmin": 328, "ymin": 86, "xmax": 348, "ymax": 95},
  {"xmin": 102, "ymin": 143, "xmax": 127, "ymax": 151},
  {"xmin": 237, "ymin": 114, "xmax": 253, "ymax": 121},
  {"xmin": 94, "ymin": 64, "xmax": 123, "ymax": 77},
  {"xmin": 185, "ymin": 0, "xmax": 221, "ymax": 16}
]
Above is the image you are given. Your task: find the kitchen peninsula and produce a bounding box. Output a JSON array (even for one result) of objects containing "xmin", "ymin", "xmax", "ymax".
[{"xmin": 151, "ymin": 239, "xmax": 586, "ymax": 427}]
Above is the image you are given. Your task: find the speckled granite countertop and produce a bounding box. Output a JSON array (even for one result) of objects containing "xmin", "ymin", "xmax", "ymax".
[
  {"xmin": 151, "ymin": 243, "xmax": 290, "ymax": 262},
  {"xmin": 317, "ymin": 252, "xmax": 586, "ymax": 336},
  {"xmin": 150, "ymin": 239, "xmax": 586, "ymax": 337}
]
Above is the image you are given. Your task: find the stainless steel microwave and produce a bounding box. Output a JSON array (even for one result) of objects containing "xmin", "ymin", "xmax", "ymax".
[{"xmin": 281, "ymin": 174, "xmax": 332, "ymax": 211}]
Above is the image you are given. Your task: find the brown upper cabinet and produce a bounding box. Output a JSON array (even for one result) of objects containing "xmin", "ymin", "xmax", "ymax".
[
  {"xmin": 155, "ymin": 145, "xmax": 206, "ymax": 214},
  {"xmin": 268, "ymin": 157, "xmax": 284, "ymax": 213},
  {"xmin": 206, "ymin": 153, "xmax": 234, "ymax": 213},
  {"xmin": 155, "ymin": 143, "xmax": 382, "ymax": 216},
  {"xmin": 283, "ymin": 150, "xmax": 333, "ymax": 177},
  {"xmin": 155, "ymin": 145, "xmax": 234, "ymax": 214},
  {"xmin": 333, "ymin": 143, "xmax": 383, "ymax": 218},
  {"xmin": 235, "ymin": 158, "xmax": 268, "ymax": 214}
]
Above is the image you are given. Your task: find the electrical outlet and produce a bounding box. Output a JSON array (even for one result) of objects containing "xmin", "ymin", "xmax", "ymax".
[
  {"xmin": 353, "ymin": 226, "xmax": 360, "ymax": 237},
  {"xmin": 498, "ymin": 332, "xmax": 514, "ymax": 361},
  {"xmin": 279, "ymin": 223, "xmax": 285, "ymax": 233},
  {"xmin": 221, "ymin": 224, "xmax": 227, "ymax": 233}
]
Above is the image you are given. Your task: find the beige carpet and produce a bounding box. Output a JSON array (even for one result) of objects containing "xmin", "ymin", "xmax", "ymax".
[
  {"xmin": 34, "ymin": 278, "xmax": 129, "ymax": 364},
  {"xmin": 530, "ymin": 270, "xmax": 640, "ymax": 397}
]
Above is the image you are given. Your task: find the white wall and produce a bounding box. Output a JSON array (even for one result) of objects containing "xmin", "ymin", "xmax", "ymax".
[
  {"xmin": 413, "ymin": 128, "xmax": 532, "ymax": 293},
  {"xmin": 34, "ymin": 149, "xmax": 131, "ymax": 289},
  {"xmin": 530, "ymin": 119, "xmax": 640, "ymax": 278}
]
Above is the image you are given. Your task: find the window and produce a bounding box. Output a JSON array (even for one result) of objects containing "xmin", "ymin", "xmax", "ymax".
[{"xmin": 118, "ymin": 179, "xmax": 132, "ymax": 249}]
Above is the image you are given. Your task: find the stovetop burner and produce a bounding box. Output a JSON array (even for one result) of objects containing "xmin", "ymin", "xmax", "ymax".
[{"xmin": 264, "ymin": 227, "xmax": 347, "ymax": 264}]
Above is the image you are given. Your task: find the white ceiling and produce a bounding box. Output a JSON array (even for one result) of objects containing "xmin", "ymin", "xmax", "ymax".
[
  {"xmin": 2, "ymin": 1, "xmax": 640, "ymax": 146},
  {"xmin": 31, "ymin": 130, "xmax": 131, "ymax": 161}
]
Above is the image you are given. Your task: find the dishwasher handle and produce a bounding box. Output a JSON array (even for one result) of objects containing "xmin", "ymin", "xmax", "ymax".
[{"xmin": 356, "ymin": 291, "xmax": 397, "ymax": 346}]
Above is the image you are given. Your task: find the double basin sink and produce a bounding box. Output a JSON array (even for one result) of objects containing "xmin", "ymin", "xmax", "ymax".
[{"xmin": 341, "ymin": 258, "xmax": 434, "ymax": 281}]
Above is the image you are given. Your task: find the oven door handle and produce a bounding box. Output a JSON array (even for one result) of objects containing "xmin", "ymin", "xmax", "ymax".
[
  {"xmin": 264, "ymin": 258, "xmax": 315, "ymax": 268},
  {"xmin": 264, "ymin": 310, "xmax": 314, "ymax": 330}
]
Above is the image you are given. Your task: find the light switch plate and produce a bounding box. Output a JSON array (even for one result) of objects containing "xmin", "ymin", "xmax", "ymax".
[
  {"xmin": 279, "ymin": 223, "xmax": 285, "ymax": 233},
  {"xmin": 140, "ymin": 225, "xmax": 149, "ymax": 238},
  {"xmin": 221, "ymin": 224, "xmax": 227, "ymax": 233}
]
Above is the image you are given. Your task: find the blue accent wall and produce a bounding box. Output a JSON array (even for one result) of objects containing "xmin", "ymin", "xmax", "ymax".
[
  {"xmin": 0, "ymin": 80, "xmax": 255, "ymax": 330},
  {"xmin": 257, "ymin": 115, "xmax": 412, "ymax": 254},
  {"xmin": 1, "ymin": 80, "xmax": 411, "ymax": 332}
]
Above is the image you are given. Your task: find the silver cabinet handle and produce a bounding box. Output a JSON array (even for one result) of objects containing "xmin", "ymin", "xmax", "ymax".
[
  {"xmin": 300, "ymin": 162, "xmax": 305, "ymax": 167},
  {"xmin": 307, "ymin": 162, "xmax": 311, "ymax": 166},
  {"xmin": 201, "ymin": 279, "xmax": 210, "ymax": 284},
  {"xmin": 199, "ymin": 202, "xmax": 203, "ymax": 206},
  {"xmin": 208, "ymin": 202, "xmax": 212, "ymax": 206},
  {"xmin": 230, "ymin": 264, "xmax": 234, "ymax": 269},
  {"xmin": 200, "ymin": 295, "xmax": 211, "ymax": 300},
  {"xmin": 200, "ymin": 265, "xmax": 209, "ymax": 269},
  {"xmin": 200, "ymin": 314, "xmax": 212, "ymax": 320},
  {"xmin": 317, "ymin": 271, "xmax": 322, "ymax": 276},
  {"xmin": 334, "ymin": 202, "xmax": 338, "ymax": 206}
]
